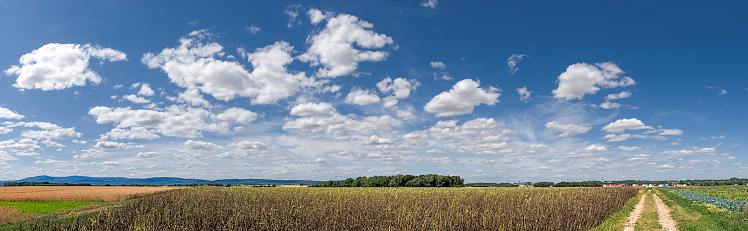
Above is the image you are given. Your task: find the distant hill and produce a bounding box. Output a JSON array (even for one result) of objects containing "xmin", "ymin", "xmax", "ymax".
[{"xmin": 4, "ymin": 175, "xmax": 320, "ymax": 186}]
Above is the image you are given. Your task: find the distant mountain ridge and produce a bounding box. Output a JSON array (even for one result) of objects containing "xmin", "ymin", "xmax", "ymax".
[{"xmin": 4, "ymin": 175, "xmax": 320, "ymax": 186}]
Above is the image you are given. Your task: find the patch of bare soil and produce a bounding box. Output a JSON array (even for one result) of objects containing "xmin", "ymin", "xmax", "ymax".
[
  {"xmin": 623, "ymin": 193, "xmax": 647, "ymax": 231},
  {"xmin": 652, "ymin": 193, "xmax": 678, "ymax": 231}
]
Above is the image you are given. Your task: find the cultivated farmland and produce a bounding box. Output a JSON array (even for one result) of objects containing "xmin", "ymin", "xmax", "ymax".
[
  {"xmin": 27, "ymin": 187, "xmax": 639, "ymax": 230},
  {"xmin": 0, "ymin": 186, "xmax": 178, "ymax": 202}
]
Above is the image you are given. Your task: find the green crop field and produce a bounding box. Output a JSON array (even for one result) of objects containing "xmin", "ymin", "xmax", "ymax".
[
  {"xmin": 0, "ymin": 201, "xmax": 100, "ymax": 214},
  {"xmin": 662, "ymin": 186, "xmax": 748, "ymax": 213},
  {"xmin": 17, "ymin": 187, "xmax": 638, "ymax": 230}
]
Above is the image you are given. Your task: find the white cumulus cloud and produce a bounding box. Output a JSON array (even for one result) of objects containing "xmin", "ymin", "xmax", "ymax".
[
  {"xmin": 376, "ymin": 77, "xmax": 420, "ymax": 99},
  {"xmin": 5, "ymin": 43, "xmax": 126, "ymax": 91},
  {"xmin": 345, "ymin": 88, "xmax": 381, "ymax": 105},
  {"xmin": 552, "ymin": 62, "xmax": 635, "ymax": 100},
  {"xmin": 605, "ymin": 91, "xmax": 632, "ymax": 100},
  {"xmin": 601, "ymin": 118, "xmax": 652, "ymax": 133},
  {"xmin": 544, "ymin": 121, "xmax": 592, "ymax": 137},
  {"xmin": 88, "ymin": 105, "xmax": 229, "ymax": 138},
  {"xmin": 424, "ymin": 79, "xmax": 500, "ymax": 117},
  {"xmin": 284, "ymin": 102, "xmax": 403, "ymax": 140},
  {"xmin": 213, "ymin": 107, "xmax": 257, "ymax": 124},
  {"xmin": 298, "ymin": 9, "xmax": 393, "ymax": 78},
  {"xmin": 0, "ymin": 107, "xmax": 24, "ymax": 119},
  {"xmin": 142, "ymin": 30, "xmax": 312, "ymax": 105}
]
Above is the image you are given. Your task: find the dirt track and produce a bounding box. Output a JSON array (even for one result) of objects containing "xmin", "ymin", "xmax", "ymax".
[
  {"xmin": 652, "ymin": 193, "xmax": 677, "ymax": 231},
  {"xmin": 624, "ymin": 190, "xmax": 677, "ymax": 231},
  {"xmin": 623, "ymin": 193, "xmax": 647, "ymax": 231}
]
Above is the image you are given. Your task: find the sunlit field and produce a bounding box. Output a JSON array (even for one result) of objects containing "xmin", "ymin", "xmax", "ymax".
[
  {"xmin": 0, "ymin": 186, "xmax": 179, "ymax": 202},
  {"xmin": 0, "ymin": 186, "xmax": 180, "ymax": 226},
  {"xmin": 21, "ymin": 187, "xmax": 638, "ymax": 230}
]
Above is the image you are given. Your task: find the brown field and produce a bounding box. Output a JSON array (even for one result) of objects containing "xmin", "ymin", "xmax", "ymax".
[
  {"xmin": 0, "ymin": 206, "xmax": 33, "ymax": 224},
  {"xmin": 0, "ymin": 186, "xmax": 179, "ymax": 202}
]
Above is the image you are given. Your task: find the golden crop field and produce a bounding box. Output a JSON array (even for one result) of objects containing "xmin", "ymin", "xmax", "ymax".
[
  {"xmin": 30, "ymin": 186, "xmax": 639, "ymax": 230},
  {"xmin": 0, "ymin": 186, "xmax": 179, "ymax": 202}
]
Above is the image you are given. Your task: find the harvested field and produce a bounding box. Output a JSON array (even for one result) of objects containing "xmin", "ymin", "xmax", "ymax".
[{"xmin": 0, "ymin": 186, "xmax": 179, "ymax": 202}]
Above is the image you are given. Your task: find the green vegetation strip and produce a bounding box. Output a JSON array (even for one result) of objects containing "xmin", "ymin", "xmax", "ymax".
[
  {"xmin": 0, "ymin": 201, "xmax": 99, "ymax": 214},
  {"xmin": 656, "ymin": 188, "xmax": 748, "ymax": 230},
  {"xmin": 662, "ymin": 186, "xmax": 748, "ymax": 213}
]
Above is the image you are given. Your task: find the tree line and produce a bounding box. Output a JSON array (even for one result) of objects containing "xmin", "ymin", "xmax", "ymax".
[
  {"xmin": 3, "ymin": 181, "xmax": 92, "ymax": 186},
  {"xmin": 312, "ymin": 174, "xmax": 464, "ymax": 187}
]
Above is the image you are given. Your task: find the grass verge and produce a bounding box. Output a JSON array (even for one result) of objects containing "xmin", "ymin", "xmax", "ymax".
[
  {"xmin": 655, "ymin": 188, "xmax": 748, "ymax": 230},
  {"xmin": 0, "ymin": 201, "xmax": 101, "ymax": 214},
  {"xmin": 0, "ymin": 202, "xmax": 116, "ymax": 230},
  {"xmin": 635, "ymin": 188, "xmax": 662, "ymax": 230},
  {"xmin": 590, "ymin": 188, "xmax": 644, "ymax": 230}
]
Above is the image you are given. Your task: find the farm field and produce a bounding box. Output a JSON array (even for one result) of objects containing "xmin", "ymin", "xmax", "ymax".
[
  {"xmin": 0, "ymin": 186, "xmax": 178, "ymax": 202},
  {"xmin": 16, "ymin": 187, "xmax": 638, "ymax": 230},
  {"xmin": 0, "ymin": 186, "xmax": 180, "ymax": 228},
  {"xmin": 655, "ymin": 186, "xmax": 748, "ymax": 230}
]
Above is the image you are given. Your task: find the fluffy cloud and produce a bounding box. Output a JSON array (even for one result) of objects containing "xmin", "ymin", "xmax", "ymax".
[
  {"xmin": 420, "ymin": 0, "xmax": 437, "ymax": 9},
  {"xmin": 137, "ymin": 151, "xmax": 160, "ymax": 158},
  {"xmin": 344, "ymin": 89, "xmax": 381, "ymax": 105},
  {"xmin": 5, "ymin": 43, "xmax": 126, "ymax": 90},
  {"xmin": 4, "ymin": 122, "xmax": 82, "ymax": 140},
  {"xmin": 418, "ymin": 157, "xmax": 460, "ymax": 166},
  {"xmin": 228, "ymin": 141, "xmax": 270, "ymax": 150},
  {"xmin": 516, "ymin": 87, "xmax": 532, "ymax": 103},
  {"xmin": 552, "ymin": 62, "xmax": 635, "ymax": 100},
  {"xmin": 693, "ymin": 147, "xmax": 716, "ymax": 153},
  {"xmin": 602, "ymin": 134, "xmax": 649, "ymax": 142},
  {"xmin": 424, "ymin": 79, "xmax": 500, "ymax": 117},
  {"xmin": 94, "ymin": 141, "xmax": 143, "ymax": 150},
  {"xmin": 89, "ymin": 105, "xmax": 229, "ymax": 138},
  {"xmin": 289, "ymin": 102, "xmax": 336, "ymax": 117},
  {"xmin": 298, "ymin": 9, "xmax": 393, "ymax": 78},
  {"xmin": 601, "ymin": 118, "xmax": 652, "ymax": 133},
  {"xmin": 376, "ymin": 77, "xmax": 420, "ymax": 99},
  {"xmin": 245, "ymin": 26, "xmax": 261, "ymax": 34},
  {"xmin": 307, "ymin": 9, "xmax": 328, "ymax": 25},
  {"xmin": 0, "ymin": 139, "xmax": 42, "ymax": 152},
  {"xmin": 404, "ymin": 118, "xmax": 519, "ymax": 155},
  {"xmin": 122, "ymin": 94, "xmax": 150, "ymax": 104},
  {"xmin": 507, "ymin": 54, "xmax": 527, "ymax": 74},
  {"xmin": 599, "ymin": 101, "xmax": 622, "ymax": 109},
  {"xmin": 545, "ymin": 121, "xmax": 592, "ymax": 137},
  {"xmin": 430, "ymin": 61, "xmax": 446, "ymax": 69},
  {"xmin": 213, "ymin": 107, "xmax": 257, "ymax": 124},
  {"xmin": 583, "ymin": 144, "xmax": 608, "ymax": 152},
  {"xmin": 284, "ymin": 102, "xmax": 403, "ymax": 140},
  {"xmin": 646, "ymin": 129, "xmax": 683, "ymax": 136},
  {"xmin": 183, "ymin": 140, "xmax": 222, "ymax": 150},
  {"xmin": 169, "ymin": 89, "xmax": 212, "ymax": 108},
  {"xmin": 616, "ymin": 146, "xmax": 641, "ymax": 151},
  {"xmin": 132, "ymin": 83, "xmax": 155, "ymax": 96},
  {"xmin": 142, "ymin": 30, "xmax": 312, "ymax": 105},
  {"xmin": 660, "ymin": 149, "xmax": 694, "ymax": 155},
  {"xmin": 0, "ymin": 107, "xmax": 24, "ymax": 119},
  {"xmin": 605, "ymin": 91, "xmax": 632, "ymax": 100},
  {"xmin": 100, "ymin": 127, "xmax": 160, "ymax": 140}
]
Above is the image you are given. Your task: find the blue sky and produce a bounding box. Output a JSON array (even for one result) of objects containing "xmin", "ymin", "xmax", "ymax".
[{"xmin": 0, "ymin": 0, "xmax": 746, "ymax": 182}]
